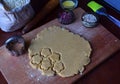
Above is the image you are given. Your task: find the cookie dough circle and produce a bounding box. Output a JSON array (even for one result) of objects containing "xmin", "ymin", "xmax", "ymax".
[{"xmin": 28, "ymin": 26, "xmax": 92, "ymax": 77}]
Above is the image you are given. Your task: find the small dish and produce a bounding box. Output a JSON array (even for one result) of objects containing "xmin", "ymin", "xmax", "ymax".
[{"xmin": 81, "ymin": 13, "xmax": 99, "ymax": 28}]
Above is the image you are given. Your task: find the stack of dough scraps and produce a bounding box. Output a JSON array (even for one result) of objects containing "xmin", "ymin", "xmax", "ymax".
[{"xmin": 28, "ymin": 26, "xmax": 92, "ymax": 77}]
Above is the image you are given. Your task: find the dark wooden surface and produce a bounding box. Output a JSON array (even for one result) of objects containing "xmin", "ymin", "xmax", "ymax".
[{"xmin": 0, "ymin": 0, "xmax": 120, "ymax": 84}]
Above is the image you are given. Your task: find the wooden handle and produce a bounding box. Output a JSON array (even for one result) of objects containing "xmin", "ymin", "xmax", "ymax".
[{"xmin": 22, "ymin": 0, "xmax": 59, "ymax": 34}]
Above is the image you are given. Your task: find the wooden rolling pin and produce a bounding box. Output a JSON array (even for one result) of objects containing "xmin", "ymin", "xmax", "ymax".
[{"xmin": 22, "ymin": 0, "xmax": 59, "ymax": 34}]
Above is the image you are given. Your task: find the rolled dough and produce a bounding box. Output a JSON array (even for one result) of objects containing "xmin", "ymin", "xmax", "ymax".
[{"xmin": 28, "ymin": 26, "xmax": 92, "ymax": 77}]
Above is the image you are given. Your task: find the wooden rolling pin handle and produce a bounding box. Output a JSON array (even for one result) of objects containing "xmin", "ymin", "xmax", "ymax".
[{"xmin": 22, "ymin": 0, "xmax": 59, "ymax": 34}]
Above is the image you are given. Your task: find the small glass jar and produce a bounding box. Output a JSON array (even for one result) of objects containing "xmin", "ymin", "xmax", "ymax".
[{"xmin": 59, "ymin": 0, "xmax": 78, "ymax": 10}]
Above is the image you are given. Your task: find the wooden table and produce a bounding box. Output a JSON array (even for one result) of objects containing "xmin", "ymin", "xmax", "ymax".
[{"xmin": 0, "ymin": 0, "xmax": 120, "ymax": 84}]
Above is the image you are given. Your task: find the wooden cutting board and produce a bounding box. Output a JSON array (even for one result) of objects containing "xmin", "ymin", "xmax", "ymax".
[{"xmin": 0, "ymin": 8, "xmax": 120, "ymax": 84}]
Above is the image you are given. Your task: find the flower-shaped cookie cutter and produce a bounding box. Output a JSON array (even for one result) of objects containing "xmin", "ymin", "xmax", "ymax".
[{"xmin": 5, "ymin": 35, "xmax": 26, "ymax": 56}]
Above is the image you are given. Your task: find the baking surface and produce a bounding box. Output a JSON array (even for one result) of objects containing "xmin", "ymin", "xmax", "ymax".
[{"xmin": 0, "ymin": 8, "xmax": 120, "ymax": 84}]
